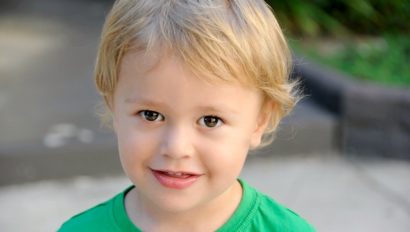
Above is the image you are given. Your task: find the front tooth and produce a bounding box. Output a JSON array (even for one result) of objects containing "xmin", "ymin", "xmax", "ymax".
[{"xmin": 166, "ymin": 171, "xmax": 183, "ymax": 177}]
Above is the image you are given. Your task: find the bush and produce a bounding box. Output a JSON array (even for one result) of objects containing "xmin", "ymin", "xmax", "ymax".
[
  {"xmin": 266, "ymin": 0, "xmax": 410, "ymax": 37},
  {"xmin": 292, "ymin": 35, "xmax": 410, "ymax": 87}
]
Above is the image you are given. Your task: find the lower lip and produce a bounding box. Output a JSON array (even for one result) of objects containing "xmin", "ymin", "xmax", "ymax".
[{"xmin": 152, "ymin": 170, "xmax": 200, "ymax": 189}]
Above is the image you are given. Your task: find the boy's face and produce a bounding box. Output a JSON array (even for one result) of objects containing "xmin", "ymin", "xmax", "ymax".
[{"xmin": 113, "ymin": 51, "xmax": 269, "ymax": 213}]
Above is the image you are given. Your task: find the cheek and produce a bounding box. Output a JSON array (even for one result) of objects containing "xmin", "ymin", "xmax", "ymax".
[
  {"xmin": 199, "ymin": 134, "xmax": 249, "ymax": 176},
  {"xmin": 227, "ymin": 125, "xmax": 256, "ymax": 151},
  {"xmin": 116, "ymin": 127, "xmax": 156, "ymax": 171}
]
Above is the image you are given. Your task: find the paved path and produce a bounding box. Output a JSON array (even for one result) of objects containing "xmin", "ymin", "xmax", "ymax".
[{"xmin": 1, "ymin": 153, "xmax": 409, "ymax": 232}]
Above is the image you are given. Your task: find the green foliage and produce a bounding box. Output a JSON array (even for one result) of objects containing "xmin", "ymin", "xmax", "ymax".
[
  {"xmin": 269, "ymin": 0, "xmax": 410, "ymax": 87},
  {"xmin": 292, "ymin": 35, "xmax": 410, "ymax": 87},
  {"xmin": 266, "ymin": 0, "xmax": 410, "ymax": 36}
]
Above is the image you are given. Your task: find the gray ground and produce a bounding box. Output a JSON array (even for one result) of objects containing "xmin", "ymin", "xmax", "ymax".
[
  {"xmin": 1, "ymin": 153, "xmax": 410, "ymax": 231},
  {"xmin": 0, "ymin": 0, "xmax": 409, "ymax": 231}
]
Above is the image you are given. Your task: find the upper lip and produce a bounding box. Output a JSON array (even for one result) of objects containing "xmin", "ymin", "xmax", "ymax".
[{"xmin": 150, "ymin": 168, "xmax": 202, "ymax": 176}]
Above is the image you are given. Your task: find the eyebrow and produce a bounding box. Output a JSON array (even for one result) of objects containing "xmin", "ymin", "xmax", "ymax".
[
  {"xmin": 197, "ymin": 106, "xmax": 236, "ymax": 114},
  {"xmin": 124, "ymin": 97, "xmax": 166, "ymax": 107},
  {"xmin": 124, "ymin": 97, "xmax": 238, "ymax": 114}
]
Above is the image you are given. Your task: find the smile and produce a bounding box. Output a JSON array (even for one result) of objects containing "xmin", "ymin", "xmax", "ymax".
[{"xmin": 151, "ymin": 169, "xmax": 202, "ymax": 189}]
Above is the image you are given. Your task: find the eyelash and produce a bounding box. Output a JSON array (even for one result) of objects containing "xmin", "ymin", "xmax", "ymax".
[
  {"xmin": 137, "ymin": 110, "xmax": 164, "ymax": 122},
  {"xmin": 199, "ymin": 115, "xmax": 223, "ymax": 128},
  {"xmin": 137, "ymin": 110, "xmax": 223, "ymax": 128}
]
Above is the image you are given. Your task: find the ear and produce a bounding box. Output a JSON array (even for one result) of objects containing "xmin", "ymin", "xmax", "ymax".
[{"xmin": 250, "ymin": 100, "xmax": 273, "ymax": 148}]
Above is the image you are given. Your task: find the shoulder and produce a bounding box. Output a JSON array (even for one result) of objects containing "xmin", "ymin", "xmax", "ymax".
[
  {"xmin": 58, "ymin": 200, "xmax": 115, "ymax": 232},
  {"xmin": 252, "ymin": 190, "xmax": 316, "ymax": 231},
  {"xmin": 58, "ymin": 192, "xmax": 123, "ymax": 232},
  {"xmin": 238, "ymin": 180, "xmax": 315, "ymax": 232}
]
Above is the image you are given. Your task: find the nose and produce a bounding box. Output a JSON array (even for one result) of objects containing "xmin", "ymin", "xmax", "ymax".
[{"xmin": 160, "ymin": 124, "xmax": 194, "ymax": 160}]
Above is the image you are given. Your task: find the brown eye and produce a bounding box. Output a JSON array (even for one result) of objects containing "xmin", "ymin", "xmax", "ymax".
[
  {"xmin": 199, "ymin": 116, "xmax": 222, "ymax": 128},
  {"xmin": 138, "ymin": 110, "xmax": 164, "ymax": 121}
]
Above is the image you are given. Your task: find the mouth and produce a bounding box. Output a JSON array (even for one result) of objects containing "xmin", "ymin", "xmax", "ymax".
[{"xmin": 150, "ymin": 169, "xmax": 202, "ymax": 189}]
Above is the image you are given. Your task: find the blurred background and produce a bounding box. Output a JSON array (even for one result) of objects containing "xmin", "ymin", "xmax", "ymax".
[{"xmin": 0, "ymin": 0, "xmax": 409, "ymax": 231}]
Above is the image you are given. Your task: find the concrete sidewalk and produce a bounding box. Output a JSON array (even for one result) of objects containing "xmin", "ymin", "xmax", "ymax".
[{"xmin": 0, "ymin": 153, "xmax": 409, "ymax": 232}]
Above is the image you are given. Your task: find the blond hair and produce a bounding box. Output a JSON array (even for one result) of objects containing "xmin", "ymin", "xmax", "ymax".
[{"xmin": 95, "ymin": 0, "xmax": 300, "ymax": 147}]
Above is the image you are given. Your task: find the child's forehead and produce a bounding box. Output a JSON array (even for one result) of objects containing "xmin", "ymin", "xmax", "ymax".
[
  {"xmin": 120, "ymin": 48, "xmax": 256, "ymax": 89},
  {"xmin": 120, "ymin": 49, "xmax": 163, "ymax": 75}
]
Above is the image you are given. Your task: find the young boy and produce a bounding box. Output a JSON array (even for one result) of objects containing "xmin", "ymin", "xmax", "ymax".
[{"xmin": 59, "ymin": 0, "xmax": 315, "ymax": 231}]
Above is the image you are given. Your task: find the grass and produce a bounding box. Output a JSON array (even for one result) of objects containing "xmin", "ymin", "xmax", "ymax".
[{"xmin": 291, "ymin": 35, "xmax": 410, "ymax": 87}]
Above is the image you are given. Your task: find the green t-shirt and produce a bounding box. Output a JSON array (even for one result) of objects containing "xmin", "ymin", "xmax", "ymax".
[{"xmin": 59, "ymin": 179, "xmax": 315, "ymax": 231}]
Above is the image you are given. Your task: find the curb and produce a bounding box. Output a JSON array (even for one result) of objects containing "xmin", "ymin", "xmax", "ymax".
[{"xmin": 294, "ymin": 58, "xmax": 410, "ymax": 159}]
